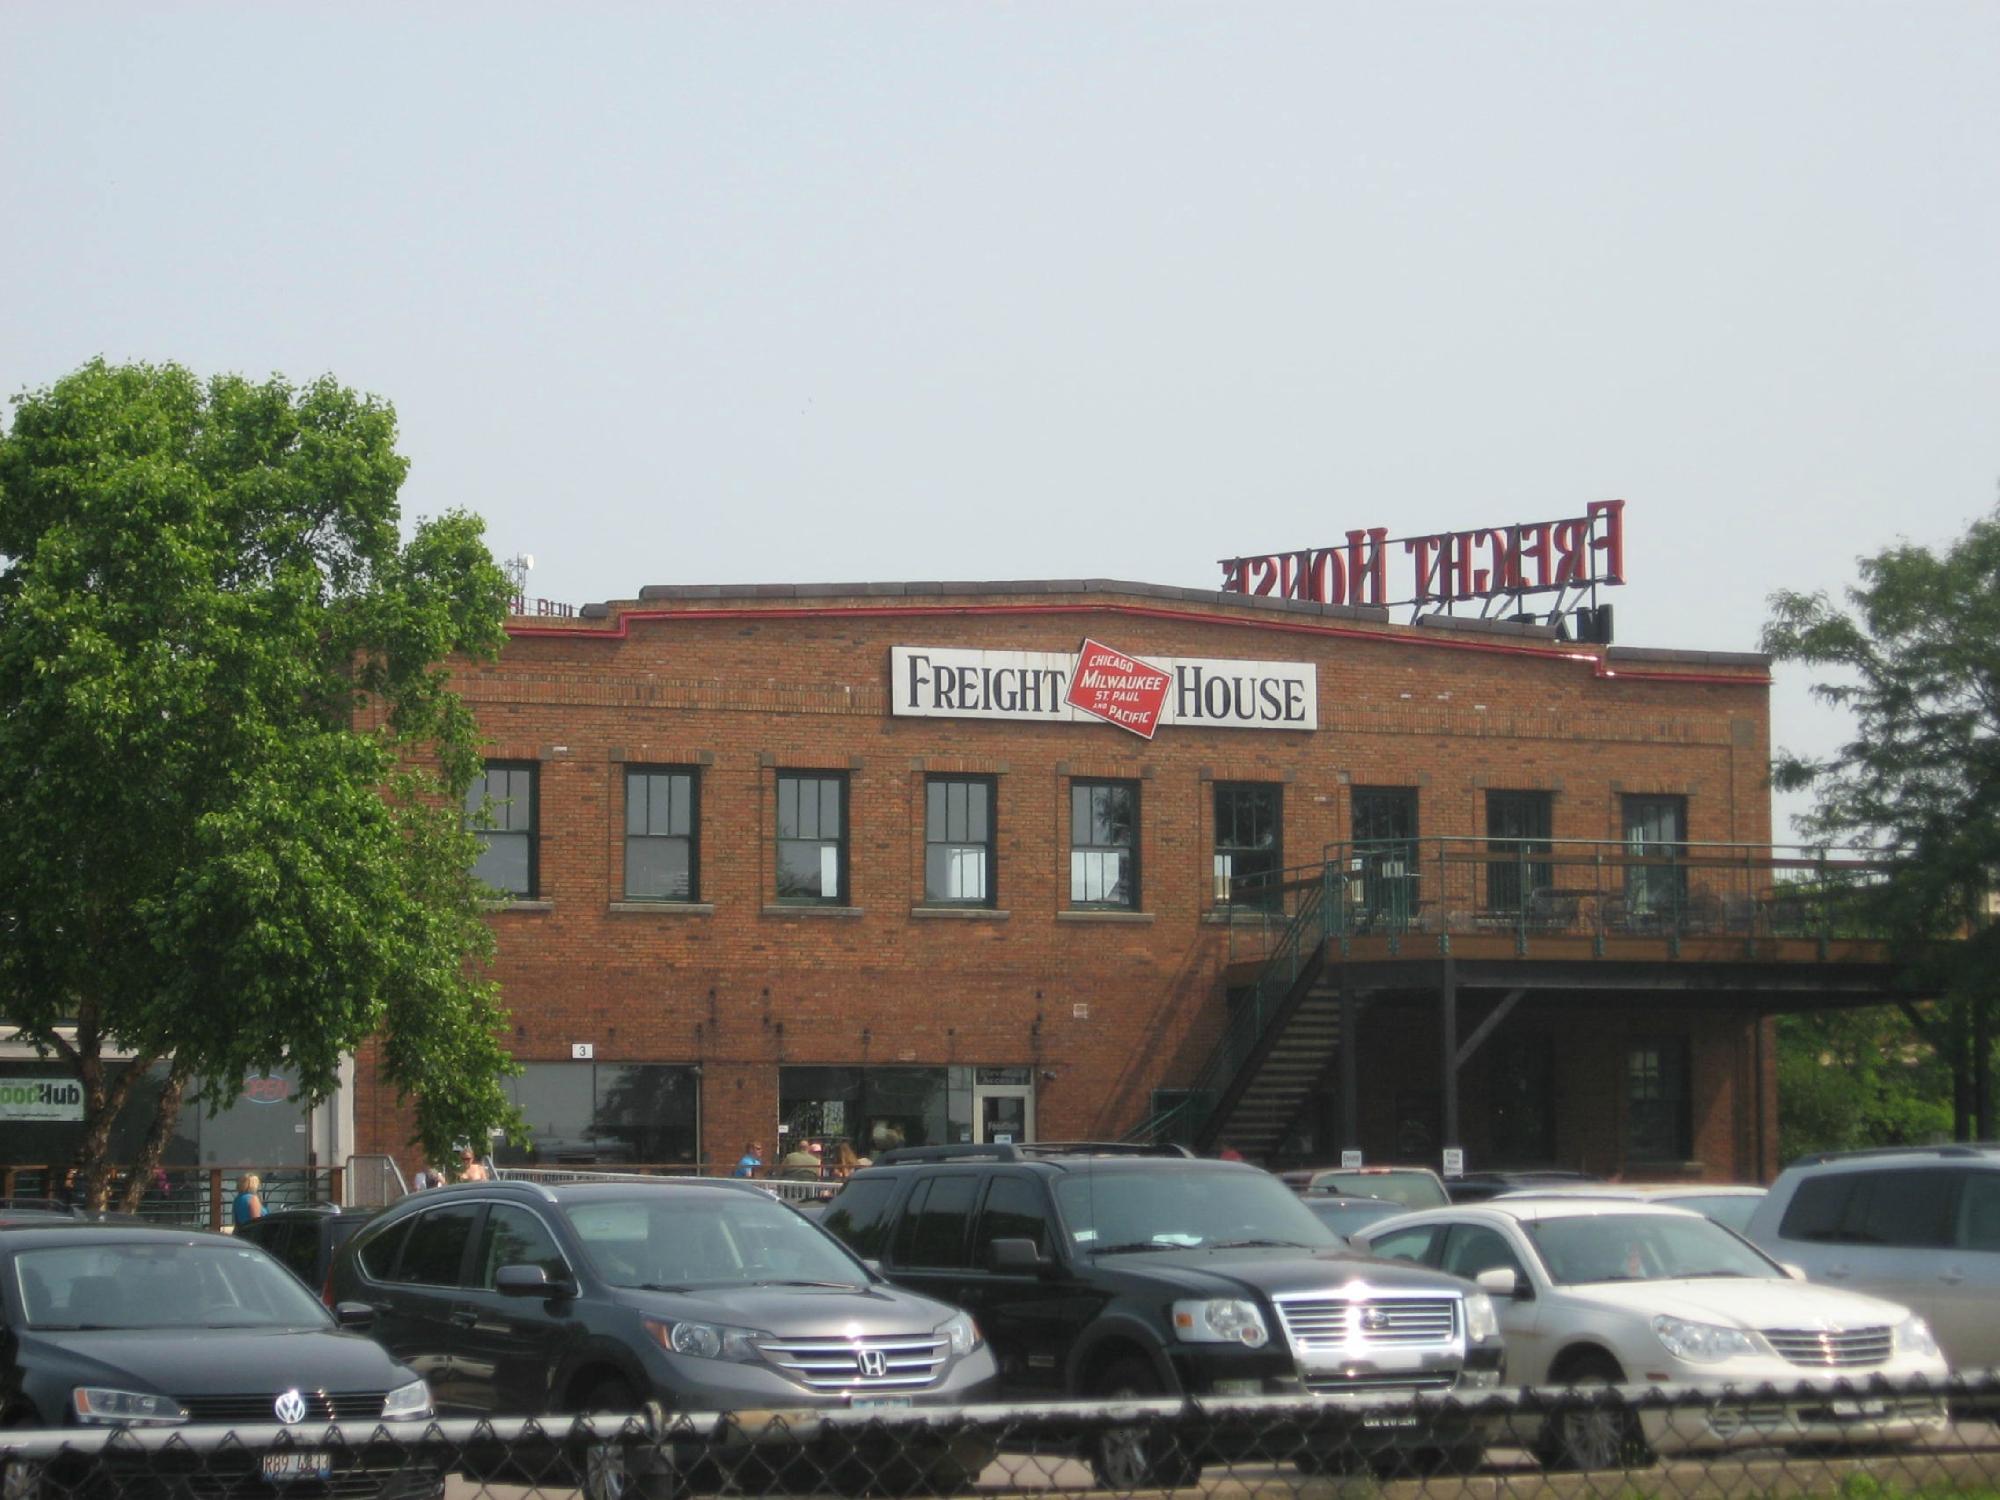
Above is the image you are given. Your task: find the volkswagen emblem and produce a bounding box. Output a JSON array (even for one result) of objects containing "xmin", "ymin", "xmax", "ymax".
[
  {"xmin": 856, "ymin": 1347, "xmax": 888, "ymax": 1379},
  {"xmin": 274, "ymin": 1389, "xmax": 308, "ymax": 1425}
]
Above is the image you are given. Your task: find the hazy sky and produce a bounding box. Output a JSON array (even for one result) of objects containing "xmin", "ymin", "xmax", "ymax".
[{"xmin": 5, "ymin": 4, "xmax": 1996, "ymax": 836}]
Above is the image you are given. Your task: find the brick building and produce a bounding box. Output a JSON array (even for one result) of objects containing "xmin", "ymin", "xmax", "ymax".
[{"xmin": 355, "ymin": 576, "xmax": 1902, "ymax": 1184}]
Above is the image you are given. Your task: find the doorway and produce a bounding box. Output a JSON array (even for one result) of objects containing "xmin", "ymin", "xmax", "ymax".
[{"xmin": 973, "ymin": 1084, "xmax": 1035, "ymax": 1145}]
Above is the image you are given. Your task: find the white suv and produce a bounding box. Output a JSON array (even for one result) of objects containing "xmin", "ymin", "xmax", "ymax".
[{"xmin": 1744, "ymin": 1144, "xmax": 2000, "ymax": 1371}]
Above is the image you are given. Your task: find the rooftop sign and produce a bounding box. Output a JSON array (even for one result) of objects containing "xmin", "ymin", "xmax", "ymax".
[
  {"xmin": 892, "ymin": 642, "xmax": 1316, "ymax": 736},
  {"xmin": 1219, "ymin": 499, "xmax": 1626, "ymax": 636}
]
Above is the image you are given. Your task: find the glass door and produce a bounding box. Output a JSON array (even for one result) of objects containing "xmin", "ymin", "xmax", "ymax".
[{"xmin": 973, "ymin": 1085, "xmax": 1035, "ymax": 1146}]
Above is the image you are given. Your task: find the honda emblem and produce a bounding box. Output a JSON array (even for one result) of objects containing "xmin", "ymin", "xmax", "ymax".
[{"xmin": 856, "ymin": 1348, "xmax": 888, "ymax": 1379}]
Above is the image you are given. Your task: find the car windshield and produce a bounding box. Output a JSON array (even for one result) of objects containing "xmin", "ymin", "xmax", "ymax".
[
  {"xmin": 566, "ymin": 1193, "xmax": 869, "ymax": 1290},
  {"xmin": 1661, "ymin": 1193, "xmax": 1762, "ymax": 1234},
  {"xmin": 1526, "ymin": 1212, "xmax": 1783, "ymax": 1285},
  {"xmin": 1308, "ymin": 1171, "xmax": 1448, "ymax": 1209},
  {"xmin": 13, "ymin": 1241, "xmax": 335, "ymax": 1330},
  {"xmin": 1306, "ymin": 1199, "xmax": 1405, "ymax": 1234},
  {"xmin": 1055, "ymin": 1169, "xmax": 1337, "ymax": 1253}
]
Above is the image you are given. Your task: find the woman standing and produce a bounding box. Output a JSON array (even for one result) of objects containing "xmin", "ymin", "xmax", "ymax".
[{"xmin": 232, "ymin": 1172, "xmax": 265, "ymax": 1227}]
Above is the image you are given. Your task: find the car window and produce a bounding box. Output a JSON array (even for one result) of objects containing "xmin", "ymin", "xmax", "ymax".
[
  {"xmin": 1529, "ymin": 1212, "xmax": 1782, "ymax": 1284},
  {"xmin": 1309, "ymin": 1171, "xmax": 1448, "ymax": 1209},
  {"xmin": 391, "ymin": 1205, "xmax": 482, "ymax": 1286},
  {"xmin": 1662, "ymin": 1193, "xmax": 1761, "ymax": 1235},
  {"xmin": 355, "ymin": 1214, "xmax": 416, "ymax": 1282},
  {"xmin": 1052, "ymin": 1167, "xmax": 1335, "ymax": 1251},
  {"xmin": 1440, "ymin": 1224, "xmax": 1524, "ymax": 1282},
  {"xmin": 475, "ymin": 1204, "xmax": 569, "ymax": 1287},
  {"xmin": 901, "ymin": 1174, "xmax": 980, "ymax": 1268},
  {"xmin": 1365, "ymin": 1224, "xmax": 1441, "ymax": 1264},
  {"xmin": 974, "ymin": 1175, "xmax": 1052, "ymax": 1260},
  {"xmin": 1956, "ymin": 1170, "xmax": 2000, "ymax": 1252},
  {"xmin": 823, "ymin": 1177, "xmax": 898, "ymax": 1259},
  {"xmin": 18, "ymin": 1242, "xmax": 333, "ymax": 1330},
  {"xmin": 566, "ymin": 1192, "xmax": 866, "ymax": 1288},
  {"xmin": 1777, "ymin": 1173, "xmax": 1854, "ymax": 1242},
  {"xmin": 273, "ymin": 1222, "xmax": 319, "ymax": 1282},
  {"xmin": 1849, "ymin": 1169, "xmax": 1957, "ymax": 1248}
]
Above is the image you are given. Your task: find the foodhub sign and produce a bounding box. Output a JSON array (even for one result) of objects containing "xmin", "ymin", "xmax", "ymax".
[{"xmin": 891, "ymin": 642, "xmax": 1317, "ymax": 737}]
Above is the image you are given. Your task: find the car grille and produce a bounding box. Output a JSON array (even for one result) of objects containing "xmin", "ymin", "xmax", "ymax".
[
  {"xmin": 177, "ymin": 1390, "xmax": 390, "ymax": 1423},
  {"xmin": 1303, "ymin": 1373, "xmax": 1458, "ymax": 1396},
  {"xmin": 757, "ymin": 1336, "xmax": 948, "ymax": 1391},
  {"xmin": 1762, "ymin": 1326, "xmax": 1895, "ymax": 1368},
  {"xmin": 1274, "ymin": 1296, "xmax": 1459, "ymax": 1352}
]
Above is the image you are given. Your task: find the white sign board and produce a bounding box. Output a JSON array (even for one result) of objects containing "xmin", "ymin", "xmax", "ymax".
[
  {"xmin": 1340, "ymin": 1149, "xmax": 1363, "ymax": 1169},
  {"xmin": 891, "ymin": 646, "xmax": 1317, "ymax": 732},
  {"xmin": 1441, "ymin": 1148, "xmax": 1465, "ymax": 1179},
  {"xmin": 0, "ymin": 1077, "xmax": 84, "ymax": 1121},
  {"xmin": 570, "ymin": 1043, "xmax": 594, "ymax": 1060}
]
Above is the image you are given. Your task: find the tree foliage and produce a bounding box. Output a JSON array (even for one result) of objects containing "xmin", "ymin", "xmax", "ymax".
[
  {"xmin": 0, "ymin": 358, "xmax": 522, "ymax": 1209},
  {"xmin": 1764, "ymin": 503, "xmax": 2000, "ymax": 1142}
]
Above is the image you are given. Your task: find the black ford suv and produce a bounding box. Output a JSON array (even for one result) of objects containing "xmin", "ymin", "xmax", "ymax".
[{"xmin": 820, "ymin": 1144, "xmax": 1505, "ymax": 1485}]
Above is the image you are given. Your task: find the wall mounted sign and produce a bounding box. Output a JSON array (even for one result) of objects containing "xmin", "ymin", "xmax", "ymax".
[
  {"xmin": 892, "ymin": 642, "xmax": 1316, "ymax": 736},
  {"xmin": 0, "ymin": 1077, "xmax": 85, "ymax": 1121},
  {"xmin": 1219, "ymin": 498, "xmax": 1626, "ymax": 638}
]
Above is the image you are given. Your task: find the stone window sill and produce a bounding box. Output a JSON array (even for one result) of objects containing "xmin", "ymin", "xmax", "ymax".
[
  {"xmin": 761, "ymin": 904, "xmax": 865, "ymax": 919},
  {"xmin": 910, "ymin": 907, "xmax": 1011, "ymax": 921},
  {"xmin": 609, "ymin": 902, "xmax": 716, "ymax": 916},
  {"xmin": 1057, "ymin": 910, "xmax": 1156, "ymax": 924}
]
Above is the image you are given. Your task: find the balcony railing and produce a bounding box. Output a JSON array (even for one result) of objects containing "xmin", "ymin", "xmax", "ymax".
[{"xmin": 1210, "ymin": 837, "xmax": 1898, "ymax": 967}]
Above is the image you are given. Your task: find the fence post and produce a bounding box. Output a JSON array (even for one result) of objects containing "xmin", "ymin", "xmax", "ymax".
[{"xmin": 209, "ymin": 1167, "xmax": 223, "ymax": 1230}]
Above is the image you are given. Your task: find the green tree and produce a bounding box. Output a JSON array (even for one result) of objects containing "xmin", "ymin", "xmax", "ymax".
[
  {"xmin": 0, "ymin": 358, "xmax": 523, "ymax": 1211},
  {"xmin": 1776, "ymin": 1007, "xmax": 1953, "ymax": 1162},
  {"xmin": 1764, "ymin": 504, "xmax": 2000, "ymax": 1141}
]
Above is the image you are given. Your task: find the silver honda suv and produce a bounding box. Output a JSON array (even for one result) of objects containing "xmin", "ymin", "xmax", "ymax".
[{"xmin": 1744, "ymin": 1144, "xmax": 2000, "ymax": 1371}]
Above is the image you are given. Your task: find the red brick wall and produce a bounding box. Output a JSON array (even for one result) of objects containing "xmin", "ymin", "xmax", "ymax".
[{"xmin": 354, "ymin": 586, "xmax": 1776, "ymax": 1182}]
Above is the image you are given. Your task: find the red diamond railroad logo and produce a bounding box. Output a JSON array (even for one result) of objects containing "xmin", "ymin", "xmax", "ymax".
[{"xmin": 1064, "ymin": 639, "xmax": 1172, "ymax": 739}]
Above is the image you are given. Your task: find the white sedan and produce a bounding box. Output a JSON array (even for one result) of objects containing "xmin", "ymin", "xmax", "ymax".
[{"xmin": 1350, "ymin": 1199, "xmax": 1947, "ymax": 1469}]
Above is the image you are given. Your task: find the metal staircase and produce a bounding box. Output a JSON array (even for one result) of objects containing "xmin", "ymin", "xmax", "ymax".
[{"xmin": 1199, "ymin": 979, "xmax": 1342, "ymax": 1160}]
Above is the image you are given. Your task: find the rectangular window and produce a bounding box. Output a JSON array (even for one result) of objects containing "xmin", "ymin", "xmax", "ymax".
[
  {"xmin": 1070, "ymin": 780, "xmax": 1138, "ymax": 908},
  {"xmin": 1353, "ymin": 786, "xmax": 1420, "ymax": 926},
  {"xmin": 467, "ymin": 763, "xmax": 536, "ymax": 897},
  {"xmin": 625, "ymin": 767, "xmax": 699, "ymax": 901},
  {"xmin": 1486, "ymin": 790, "xmax": 1554, "ymax": 914},
  {"xmin": 1623, "ymin": 794, "xmax": 1688, "ymax": 921},
  {"xmin": 925, "ymin": 776, "xmax": 995, "ymax": 906},
  {"xmin": 1213, "ymin": 782, "xmax": 1282, "ymax": 908},
  {"xmin": 777, "ymin": 772, "xmax": 847, "ymax": 903},
  {"xmin": 1626, "ymin": 1040, "xmax": 1691, "ymax": 1162}
]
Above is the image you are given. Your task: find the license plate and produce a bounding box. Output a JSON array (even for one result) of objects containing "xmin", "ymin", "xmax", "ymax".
[
  {"xmin": 850, "ymin": 1395, "xmax": 913, "ymax": 1409},
  {"xmin": 262, "ymin": 1452, "xmax": 334, "ymax": 1482},
  {"xmin": 1360, "ymin": 1414, "xmax": 1422, "ymax": 1429}
]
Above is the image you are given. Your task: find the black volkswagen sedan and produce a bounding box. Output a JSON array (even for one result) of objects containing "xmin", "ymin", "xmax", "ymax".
[
  {"xmin": 0, "ymin": 1224, "xmax": 439, "ymax": 1499},
  {"xmin": 327, "ymin": 1177, "xmax": 999, "ymax": 1497}
]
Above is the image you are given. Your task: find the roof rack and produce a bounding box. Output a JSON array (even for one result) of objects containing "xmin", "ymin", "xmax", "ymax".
[
  {"xmin": 872, "ymin": 1141, "xmax": 1197, "ymax": 1166},
  {"xmin": 1786, "ymin": 1143, "xmax": 2000, "ymax": 1167}
]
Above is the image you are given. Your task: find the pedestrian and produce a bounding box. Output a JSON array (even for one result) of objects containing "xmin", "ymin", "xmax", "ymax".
[
  {"xmin": 733, "ymin": 1140, "xmax": 765, "ymax": 1178},
  {"xmin": 411, "ymin": 1161, "xmax": 441, "ymax": 1191},
  {"xmin": 56, "ymin": 1167, "xmax": 77, "ymax": 1209},
  {"xmin": 456, "ymin": 1145, "xmax": 491, "ymax": 1182},
  {"xmin": 828, "ymin": 1140, "xmax": 863, "ymax": 1180},
  {"xmin": 1217, "ymin": 1143, "xmax": 1246, "ymax": 1162},
  {"xmin": 776, "ymin": 1142, "xmax": 822, "ymax": 1181},
  {"xmin": 232, "ymin": 1172, "xmax": 265, "ymax": 1226}
]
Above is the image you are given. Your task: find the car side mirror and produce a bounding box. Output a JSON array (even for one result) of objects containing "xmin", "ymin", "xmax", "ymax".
[
  {"xmin": 333, "ymin": 1301, "xmax": 376, "ymax": 1329},
  {"xmin": 496, "ymin": 1263, "xmax": 575, "ymax": 1298},
  {"xmin": 989, "ymin": 1237, "xmax": 1051, "ymax": 1274},
  {"xmin": 1475, "ymin": 1266, "xmax": 1530, "ymax": 1300}
]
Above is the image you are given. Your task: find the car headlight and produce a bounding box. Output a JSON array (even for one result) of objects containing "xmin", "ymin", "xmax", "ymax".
[
  {"xmin": 72, "ymin": 1388, "xmax": 188, "ymax": 1426},
  {"xmin": 1652, "ymin": 1314, "xmax": 1761, "ymax": 1363},
  {"xmin": 644, "ymin": 1316, "xmax": 765, "ymax": 1362},
  {"xmin": 381, "ymin": 1380, "xmax": 433, "ymax": 1421},
  {"xmin": 1172, "ymin": 1298, "xmax": 1269, "ymax": 1347},
  {"xmin": 937, "ymin": 1311, "xmax": 982, "ymax": 1356},
  {"xmin": 1464, "ymin": 1291, "xmax": 1499, "ymax": 1343},
  {"xmin": 1895, "ymin": 1316, "xmax": 1940, "ymax": 1358}
]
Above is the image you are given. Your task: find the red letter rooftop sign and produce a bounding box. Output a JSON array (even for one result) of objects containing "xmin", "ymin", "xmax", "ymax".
[{"xmin": 1064, "ymin": 638, "xmax": 1172, "ymax": 739}]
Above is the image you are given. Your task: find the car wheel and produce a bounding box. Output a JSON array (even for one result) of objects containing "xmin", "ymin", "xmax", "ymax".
[
  {"xmin": 577, "ymin": 1379, "xmax": 678, "ymax": 1500},
  {"xmin": 1539, "ymin": 1358, "xmax": 1653, "ymax": 1472},
  {"xmin": 1087, "ymin": 1359, "xmax": 1201, "ymax": 1491}
]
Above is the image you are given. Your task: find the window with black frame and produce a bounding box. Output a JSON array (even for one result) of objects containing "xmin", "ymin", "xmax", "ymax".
[
  {"xmin": 1622, "ymin": 794, "xmax": 1688, "ymax": 927},
  {"xmin": 777, "ymin": 772, "xmax": 847, "ymax": 903},
  {"xmin": 467, "ymin": 762, "xmax": 536, "ymax": 897},
  {"xmin": 924, "ymin": 776, "xmax": 995, "ymax": 906},
  {"xmin": 1626, "ymin": 1039, "xmax": 1691, "ymax": 1162},
  {"xmin": 1212, "ymin": 782, "xmax": 1281, "ymax": 909},
  {"xmin": 1352, "ymin": 786, "xmax": 1419, "ymax": 928},
  {"xmin": 625, "ymin": 767, "xmax": 698, "ymax": 901},
  {"xmin": 1070, "ymin": 779, "xmax": 1138, "ymax": 908},
  {"xmin": 1486, "ymin": 790, "xmax": 1554, "ymax": 916}
]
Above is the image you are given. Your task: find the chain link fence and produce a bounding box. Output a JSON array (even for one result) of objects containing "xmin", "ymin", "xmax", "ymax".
[{"xmin": 6, "ymin": 1373, "xmax": 2000, "ymax": 1499}]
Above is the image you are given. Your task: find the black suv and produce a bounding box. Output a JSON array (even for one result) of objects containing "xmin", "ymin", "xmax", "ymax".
[
  {"xmin": 233, "ymin": 1204, "xmax": 378, "ymax": 1296},
  {"xmin": 820, "ymin": 1144, "xmax": 1505, "ymax": 1485},
  {"xmin": 328, "ymin": 1176, "xmax": 997, "ymax": 1498}
]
